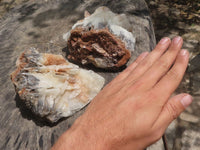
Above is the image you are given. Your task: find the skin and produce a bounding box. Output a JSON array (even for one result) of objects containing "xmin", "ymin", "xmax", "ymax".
[{"xmin": 52, "ymin": 36, "xmax": 193, "ymax": 150}]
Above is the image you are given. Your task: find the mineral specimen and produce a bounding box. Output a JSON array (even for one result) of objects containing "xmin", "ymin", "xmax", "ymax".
[
  {"xmin": 11, "ymin": 48, "xmax": 105, "ymax": 122},
  {"xmin": 64, "ymin": 6, "xmax": 136, "ymax": 69}
]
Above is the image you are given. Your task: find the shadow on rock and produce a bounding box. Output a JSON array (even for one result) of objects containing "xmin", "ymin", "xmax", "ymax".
[{"xmin": 18, "ymin": 3, "xmax": 39, "ymax": 22}]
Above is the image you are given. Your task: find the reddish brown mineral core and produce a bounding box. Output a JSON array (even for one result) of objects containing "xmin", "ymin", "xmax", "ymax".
[{"xmin": 67, "ymin": 28, "xmax": 131, "ymax": 69}]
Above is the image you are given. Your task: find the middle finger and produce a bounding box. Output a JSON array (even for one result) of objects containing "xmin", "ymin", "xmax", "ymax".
[
  {"xmin": 124, "ymin": 37, "xmax": 171, "ymax": 84},
  {"xmin": 132, "ymin": 36, "xmax": 183, "ymax": 91}
]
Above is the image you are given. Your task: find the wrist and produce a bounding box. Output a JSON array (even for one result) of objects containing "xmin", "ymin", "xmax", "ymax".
[{"xmin": 51, "ymin": 119, "xmax": 109, "ymax": 150}]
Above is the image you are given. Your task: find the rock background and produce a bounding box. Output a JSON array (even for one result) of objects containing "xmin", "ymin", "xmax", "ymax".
[{"xmin": 146, "ymin": 0, "xmax": 200, "ymax": 149}]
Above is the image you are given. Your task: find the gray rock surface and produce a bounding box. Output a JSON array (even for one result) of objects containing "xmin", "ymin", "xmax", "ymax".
[
  {"xmin": 181, "ymin": 129, "xmax": 200, "ymax": 150},
  {"xmin": 0, "ymin": 0, "xmax": 156, "ymax": 149},
  {"xmin": 180, "ymin": 112, "xmax": 199, "ymax": 123}
]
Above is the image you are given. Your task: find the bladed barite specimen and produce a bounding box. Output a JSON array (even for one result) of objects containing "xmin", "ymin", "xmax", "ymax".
[
  {"xmin": 64, "ymin": 6, "xmax": 136, "ymax": 69},
  {"xmin": 11, "ymin": 48, "xmax": 105, "ymax": 122}
]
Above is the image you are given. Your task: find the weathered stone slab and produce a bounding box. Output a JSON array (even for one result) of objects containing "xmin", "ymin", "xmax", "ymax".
[
  {"xmin": 0, "ymin": 0, "xmax": 156, "ymax": 149},
  {"xmin": 182, "ymin": 129, "xmax": 200, "ymax": 150}
]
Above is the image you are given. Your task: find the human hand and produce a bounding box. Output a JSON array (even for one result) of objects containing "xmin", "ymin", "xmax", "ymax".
[{"xmin": 52, "ymin": 36, "xmax": 192, "ymax": 150}]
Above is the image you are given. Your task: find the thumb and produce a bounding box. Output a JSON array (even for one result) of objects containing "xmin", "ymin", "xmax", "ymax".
[{"xmin": 153, "ymin": 93, "xmax": 193, "ymax": 131}]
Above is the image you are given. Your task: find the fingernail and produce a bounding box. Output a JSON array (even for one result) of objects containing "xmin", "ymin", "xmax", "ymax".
[
  {"xmin": 159, "ymin": 37, "xmax": 169, "ymax": 44},
  {"xmin": 180, "ymin": 95, "xmax": 193, "ymax": 108},
  {"xmin": 173, "ymin": 36, "xmax": 182, "ymax": 44},
  {"xmin": 180, "ymin": 49, "xmax": 188, "ymax": 56}
]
